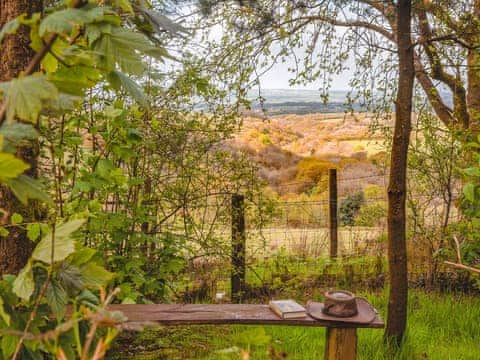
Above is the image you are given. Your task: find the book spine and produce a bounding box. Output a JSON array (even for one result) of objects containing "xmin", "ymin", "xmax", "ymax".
[{"xmin": 268, "ymin": 303, "xmax": 285, "ymax": 319}]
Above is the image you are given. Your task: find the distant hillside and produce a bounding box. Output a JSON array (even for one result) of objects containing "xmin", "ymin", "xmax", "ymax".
[
  {"xmin": 245, "ymin": 88, "xmax": 451, "ymax": 116},
  {"xmin": 246, "ymin": 89, "xmax": 358, "ymax": 115},
  {"xmin": 227, "ymin": 112, "xmax": 389, "ymax": 198}
]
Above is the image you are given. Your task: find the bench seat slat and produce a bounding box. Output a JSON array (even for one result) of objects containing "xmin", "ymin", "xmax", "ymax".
[{"xmin": 107, "ymin": 304, "xmax": 384, "ymax": 328}]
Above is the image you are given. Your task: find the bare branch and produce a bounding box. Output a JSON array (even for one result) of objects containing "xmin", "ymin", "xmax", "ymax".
[{"xmin": 444, "ymin": 261, "xmax": 480, "ymax": 274}]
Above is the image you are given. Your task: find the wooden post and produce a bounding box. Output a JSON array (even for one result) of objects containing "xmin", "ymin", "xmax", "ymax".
[
  {"xmin": 344, "ymin": 264, "xmax": 354, "ymax": 288},
  {"xmin": 329, "ymin": 169, "xmax": 338, "ymax": 258},
  {"xmin": 231, "ymin": 194, "xmax": 246, "ymax": 303},
  {"xmin": 325, "ymin": 327, "xmax": 357, "ymax": 360}
]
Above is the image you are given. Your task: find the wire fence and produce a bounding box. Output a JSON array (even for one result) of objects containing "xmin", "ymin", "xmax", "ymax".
[
  {"xmin": 244, "ymin": 195, "xmax": 461, "ymax": 261},
  {"xmin": 179, "ymin": 171, "xmax": 472, "ymax": 301}
]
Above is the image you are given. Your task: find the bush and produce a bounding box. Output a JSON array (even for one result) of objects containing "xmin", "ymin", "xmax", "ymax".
[
  {"xmin": 296, "ymin": 157, "xmax": 336, "ymax": 184},
  {"xmin": 259, "ymin": 133, "xmax": 272, "ymax": 145},
  {"xmin": 363, "ymin": 184, "xmax": 385, "ymax": 200},
  {"xmin": 355, "ymin": 202, "xmax": 387, "ymax": 227},
  {"xmin": 339, "ymin": 192, "xmax": 365, "ymax": 226}
]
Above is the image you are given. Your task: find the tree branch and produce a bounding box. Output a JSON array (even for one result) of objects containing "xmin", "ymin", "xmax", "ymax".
[
  {"xmin": 413, "ymin": 54, "xmax": 454, "ymax": 126},
  {"xmin": 444, "ymin": 261, "xmax": 480, "ymax": 274},
  {"xmin": 416, "ymin": 6, "xmax": 469, "ymax": 128}
]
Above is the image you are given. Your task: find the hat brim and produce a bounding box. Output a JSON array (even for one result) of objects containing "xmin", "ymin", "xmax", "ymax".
[{"xmin": 306, "ymin": 298, "xmax": 377, "ymax": 324}]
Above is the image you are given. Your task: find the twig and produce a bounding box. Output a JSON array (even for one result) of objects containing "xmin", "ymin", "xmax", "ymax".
[
  {"xmin": 452, "ymin": 235, "xmax": 461, "ymax": 263},
  {"xmin": 444, "ymin": 261, "xmax": 480, "ymax": 274},
  {"xmin": 80, "ymin": 323, "xmax": 98, "ymax": 360},
  {"xmin": 443, "ymin": 235, "xmax": 480, "ymax": 275}
]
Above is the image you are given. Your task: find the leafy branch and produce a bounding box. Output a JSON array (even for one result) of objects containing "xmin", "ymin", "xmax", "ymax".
[{"xmin": 0, "ymin": 0, "xmax": 86, "ymax": 126}]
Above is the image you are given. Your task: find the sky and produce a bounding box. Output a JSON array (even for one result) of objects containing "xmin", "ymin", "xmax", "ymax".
[
  {"xmin": 204, "ymin": 20, "xmax": 355, "ymax": 92},
  {"xmin": 258, "ymin": 58, "xmax": 354, "ymax": 91},
  {"xmin": 256, "ymin": 40, "xmax": 355, "ymax": 91}
]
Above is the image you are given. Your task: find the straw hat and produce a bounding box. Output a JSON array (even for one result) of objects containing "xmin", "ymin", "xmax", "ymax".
[{"xmin": 306, "ymin": 290, "xmax": 377, "ymax": 324}]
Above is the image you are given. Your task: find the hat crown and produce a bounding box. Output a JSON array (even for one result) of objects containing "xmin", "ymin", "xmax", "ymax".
[{"xmin": 322, "ymin": 290, "xmax": 358, "ymax": 317}]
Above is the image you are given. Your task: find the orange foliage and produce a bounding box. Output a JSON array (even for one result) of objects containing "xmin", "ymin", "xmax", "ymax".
[{"xmin": 295, "ymin": 157, "xmax": 337, "ymax": 183}]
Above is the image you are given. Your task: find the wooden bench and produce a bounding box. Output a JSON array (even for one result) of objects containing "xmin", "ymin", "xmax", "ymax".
[{"xmin": 108, "ymin": 303, "xmax": 384, "ymax": 359}]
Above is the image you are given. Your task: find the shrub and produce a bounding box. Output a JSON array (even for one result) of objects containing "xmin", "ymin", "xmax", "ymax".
[
  {"xmin": 339, "ymin": 192, "xmax": 365, "ymax": 226},
  {"xmin": 355, "ymin": 202, "xmax": 387, "ymax": 227},
  {"xmin": 363, "ymin": 184, "xmax": 385, "ymax": 199},
  {"xmin": 296, "ymin": 157, "xmax": 336, "ymax": 184},
  {"xmin": 368, "ymin": 151, "xmax": 388, "ymax": 166},
  {"xmin": 259, "ymin": 133, "xmax": 272, "ymax": 145},
  {"xmin": 351, "ymin": 151, "xmax": 368, "ymax": 161}
]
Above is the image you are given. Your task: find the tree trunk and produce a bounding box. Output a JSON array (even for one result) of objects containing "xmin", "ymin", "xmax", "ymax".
[
  {"xmin": 467, "ymin": 1, "xmax": 480, "ymax": 131},
  {"xmin": 385, "ymin": 0, "xmax": 413, "ymax": 346},
  {"xmin": 0, "ymin": 0, "xmax": 43, "ymax": 275}
]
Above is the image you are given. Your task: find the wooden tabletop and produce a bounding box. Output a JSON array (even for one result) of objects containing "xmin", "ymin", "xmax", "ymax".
[{"xmin": 107, "ymin": 304, "xmax": 384, "ymax": 329}]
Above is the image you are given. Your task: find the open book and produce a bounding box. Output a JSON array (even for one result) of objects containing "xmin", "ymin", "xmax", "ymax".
[{"xmin": 269, "ymin": 299, "xmax": 307, "ymax": 319}]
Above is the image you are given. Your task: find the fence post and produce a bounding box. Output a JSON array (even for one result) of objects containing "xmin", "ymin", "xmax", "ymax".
[
  {"xmin": 329, "ymin": 169, "xmax": 338, "ymax": 259},
  {"xmin": 231, "ymin": 194, "xmax": 246, "ymax": 303}
]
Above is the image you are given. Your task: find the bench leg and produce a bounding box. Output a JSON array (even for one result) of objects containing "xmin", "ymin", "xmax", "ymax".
[{"xmin": 324, "ymin": 327, "xmax": 357, "ymax": 360}]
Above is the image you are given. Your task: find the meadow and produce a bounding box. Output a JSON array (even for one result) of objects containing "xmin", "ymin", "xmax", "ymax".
[{"xmin": 247, "ymin": 226, "xmax": 385, "ymax": 258}]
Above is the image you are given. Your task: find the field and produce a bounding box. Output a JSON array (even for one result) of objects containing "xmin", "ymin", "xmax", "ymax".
[{"xmin": 247, "ymin": 227, "xmax": 384, "ymax": 258}]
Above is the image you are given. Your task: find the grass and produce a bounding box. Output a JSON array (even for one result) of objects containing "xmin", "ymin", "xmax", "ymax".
[
  {"xmin": 247, "ymin": 226, "xmax": 385, "ymax": 258},
  {"xmin": 107, "ymin": 289, "xmax": 480, "ymax": 360}
]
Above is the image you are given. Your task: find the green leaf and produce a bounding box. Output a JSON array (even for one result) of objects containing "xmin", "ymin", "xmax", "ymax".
[
  {"xmin": 0, "ymin": 296, "xmax": 11, "ymax": 326},
  {"xmin": 0, "ymin": 153, "xmax": 29, "ymax": 181},
  {"xmin": 12, "ymin": 262, "xmax": 34, "ymax": 301},
  {"xmin": 121, "ymin": 297, "xmax": 136, "ymax": 304},
  {"xmin": 46, "ymin": 93, "xmax": 83, "ymax": 112},
  {"xmin": 115, "ymin": 0, "xmax": 133, "ymax": 13},
  {"xmin": 463, "ymin": 167, "xmax": 480, "ymax": 177},
  {"xmin": 80, "ymin": 263, "xmax": 113, "ymax": 287},
  {"xmin": 39, "ymin": 7, "xmax": 105, "ymax": 37},
  {"xmin": 11, "ymin": 213, "xmax": 23, "ymax": 225},
  {"xmin": 107, "ymin": 71, "xmax": 149, "ymax": 108},
  {"xmin": 32, "ymin": 219, "xmax": 86, "ymax": 264},
  {"xmin": 73, "ymin": 180, "xmax": 92, "ymax": 193},
  {"xmin": 463, "ymin": 182, "xmax": 476, "ymax": 202},
  {"xmin": 144, "ymin": 46, "xmax": 175, "ymax": 61},
  {"xmin": 4, "ymin": 174, "xmax": 53, "ymax": 205},
  {"xmin": 27, "ymin": 223, "xmax": 42, "ymax": 241},
  {"xmin": 0, "ymin": 17, "xmax": 22, "ymax": 43},
  {"xmin": 96, "ymin": 159, "xmax": 115, "ymax": 178},
  {"xmin": 236, "ymin": 327, "xmax": 270, "ymax": 347},
  {"xmin": 50, "ymin": 65, "xmax": 101, "ymax": 96},
  {"xmin": 94, "ymin": 28, "xmax": 169, "ymax": 75},
  {"xmin": 0, "ymin": 74, "xmax": 58, "ymax": 123},
  {"xmin": 69, "ymin": 247, "xmax": 97, "ymax": 266},
  {"xmin": 0, "ymin": 227, "xmax": 8, "ymax": 237},
  {"xmin": 41, "ymin": 52, "xmax": 59, "ymax": 73},
  {"xmin": 46, "ymin": 281, "xmax": 68, "ymax": 319},
  {"xmin": 1, "ymin": 334, "xmax": 17, "ymax": 359},
  {"xmin": 94, "ymin": 29, "xmax": 145, "ymax": 74},
  {"xmin": 0, "ymin": 123, "xmax": 38, "ymax": 152},
  {"xmin": 137, "ymin": 8, "xmax": 189, "ymax": 36}
]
